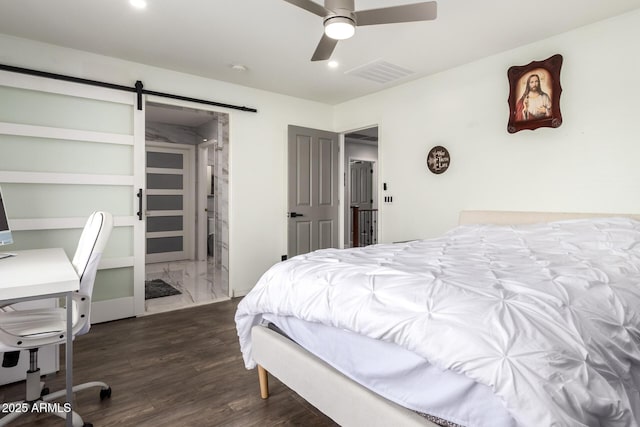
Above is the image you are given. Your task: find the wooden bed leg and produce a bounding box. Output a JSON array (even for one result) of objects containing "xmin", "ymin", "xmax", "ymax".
[{"xmin": 258, "ymin": 364, "xmax": 269, "ymax": 399}]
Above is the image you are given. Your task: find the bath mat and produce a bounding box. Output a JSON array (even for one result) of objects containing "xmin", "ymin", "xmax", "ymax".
[{"xmin": 145, "ymin": 279, "xmax": 182, "ymax": 300}]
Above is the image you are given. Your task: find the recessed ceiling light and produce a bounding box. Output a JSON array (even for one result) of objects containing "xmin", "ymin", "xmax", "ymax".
[
  {"xmin": 130, "ymin": 0, "xmax": 147, "ymax": 10},
  {"xmin": 231, "ymin": 64, "xmax": 248, "ymax": 72},
  {"xmin": 328, "ymin": 61, "xmax": 339, "ymax": 69}
]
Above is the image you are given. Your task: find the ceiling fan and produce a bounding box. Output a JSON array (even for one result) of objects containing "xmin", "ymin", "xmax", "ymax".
[{"xmin": 282, "ymin": 0, "xmax": 437, "ymax": 61}]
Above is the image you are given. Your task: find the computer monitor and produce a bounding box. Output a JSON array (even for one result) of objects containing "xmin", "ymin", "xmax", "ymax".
[{"xmin": 0, "ymin": 185, "xmax": 13, "ymax": 246}]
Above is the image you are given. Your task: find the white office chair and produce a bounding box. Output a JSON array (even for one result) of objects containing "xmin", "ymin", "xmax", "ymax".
[{"xmin": 0, "ymin": 211, "xmax": 114, "ymax": 427}]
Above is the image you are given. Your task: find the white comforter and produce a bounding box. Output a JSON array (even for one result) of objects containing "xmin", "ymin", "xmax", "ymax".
[{"xmin": 235, "ymin": 218, "xmax": 640, "ymax": 427}]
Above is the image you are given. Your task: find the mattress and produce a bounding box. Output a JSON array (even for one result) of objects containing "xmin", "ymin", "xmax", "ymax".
[
  {"xmin": 263, "ymin": 313, "xmax": 516, "ymax": 427},
  {"xmin": 237, "ymin": 217, "xmax": 640, "ymax": 426}
]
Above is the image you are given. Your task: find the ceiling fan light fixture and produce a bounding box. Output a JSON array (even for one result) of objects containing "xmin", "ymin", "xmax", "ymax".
[{"xmin": 324, "ymin": 16, "xmax": 355, "ymax": 40}]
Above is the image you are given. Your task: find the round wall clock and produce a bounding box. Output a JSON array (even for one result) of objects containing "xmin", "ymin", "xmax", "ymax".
[{"xmin": 426, "ymin": 146, "xmax": 450, "ymax": 174}]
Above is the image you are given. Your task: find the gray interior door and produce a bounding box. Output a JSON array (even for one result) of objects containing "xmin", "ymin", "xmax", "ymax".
[
  {"xmin": 349, "ymin": 160, "xmax": 374, "ymax": 247},
  {"xmin": 350, "ymin": 160, "xmax": 373, "ymax": 210},
  {"xmin": 288, "ymin": 125, "xmax": 339, "ymax": 257}
]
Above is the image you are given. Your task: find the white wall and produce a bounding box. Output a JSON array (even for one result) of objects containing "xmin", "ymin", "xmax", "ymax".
[
  {"xmin": 0, "ymin": 34, "xmax": 334, "ymax": 296},
  {"xmin": 345, "ymin": 141, "xmax": 378, "ymax": 163},
  {"xmin": 334, "ymin": 9, "xmax": 640, "ymax": 243}
]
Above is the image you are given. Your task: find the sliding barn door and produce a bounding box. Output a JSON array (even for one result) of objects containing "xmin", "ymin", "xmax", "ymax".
[{"xmin": 0, "ymin": 69, "xmax": 145, "ymax": 321}]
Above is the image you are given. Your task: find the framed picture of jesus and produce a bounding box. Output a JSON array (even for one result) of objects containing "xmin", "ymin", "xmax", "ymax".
[{"xmin": 507, "ymin": 54, "xmax": 563, "ymax": 134}]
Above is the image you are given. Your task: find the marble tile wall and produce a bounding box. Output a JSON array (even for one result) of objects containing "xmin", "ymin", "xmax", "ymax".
[{"xmin": 211, "ymin": 114, "xmax": 229, "ymax": 296}]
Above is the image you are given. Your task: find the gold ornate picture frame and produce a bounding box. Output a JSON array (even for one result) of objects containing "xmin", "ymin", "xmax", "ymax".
[{"xmin": 507, "ymin": 54, "xmax": 563, "ymax": 134}]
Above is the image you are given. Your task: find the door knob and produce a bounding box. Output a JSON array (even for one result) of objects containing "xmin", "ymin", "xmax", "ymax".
[{"xmin": 288, "ymin": 212, "xmax": 304, "ymax": 218}]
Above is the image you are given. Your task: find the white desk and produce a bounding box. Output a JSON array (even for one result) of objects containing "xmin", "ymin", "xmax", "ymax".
[{"xmin": 0, "ymin": 248, "xmax": 78, "ymax": 427}]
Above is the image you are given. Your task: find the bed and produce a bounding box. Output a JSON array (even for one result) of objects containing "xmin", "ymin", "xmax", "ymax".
[{"xmin": 235, "ymin": 211, "xmax": 640, "ymax": 427}]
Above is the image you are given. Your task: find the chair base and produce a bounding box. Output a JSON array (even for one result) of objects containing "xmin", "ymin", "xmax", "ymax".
[{"xmin": 0, "ymin": 368, "xmax": 111, "ymax": 427}]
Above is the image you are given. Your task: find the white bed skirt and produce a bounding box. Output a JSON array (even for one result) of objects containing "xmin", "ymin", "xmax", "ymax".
[{"xmin": 251, "ymin": 325, "xmax": 437, "ymax": 427}]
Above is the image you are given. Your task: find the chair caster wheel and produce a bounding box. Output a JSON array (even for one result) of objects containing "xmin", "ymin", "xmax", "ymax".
[
  {"xmin": 100, "ymin": 387, "xmax": 112, "ymax": 400},
  {"xmin": 40, "ymin": 387, "xmax": 50, "ymax": 396}
]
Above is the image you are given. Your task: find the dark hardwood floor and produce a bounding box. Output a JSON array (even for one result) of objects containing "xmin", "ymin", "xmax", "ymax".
[{"xmin": 0, "ymin": 299, "xmax": 338, "ymax": 426}]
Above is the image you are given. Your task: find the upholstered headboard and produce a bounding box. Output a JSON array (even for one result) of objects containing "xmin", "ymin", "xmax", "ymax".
[{"xmin": 458, "ymin": 210, "xmax": 640, "ymax": 225}]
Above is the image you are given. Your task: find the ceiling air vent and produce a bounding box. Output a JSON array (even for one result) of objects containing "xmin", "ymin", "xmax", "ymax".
[{"xmin": 345, "ymin": 60, "xmax": 414, "ymax": 84}]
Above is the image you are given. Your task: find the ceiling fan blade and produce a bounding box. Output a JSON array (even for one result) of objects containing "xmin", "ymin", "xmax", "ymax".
[
  {"xmin": 354, "ymin": 1, "xmax": 437, "ymax": 26},
  {"xmin": 282, "ymin": 0, "xmax": 330, "ymax": 17},
  {"xmin": 311, "ymin": 34, "xmax": 339, "ymax": 61}
]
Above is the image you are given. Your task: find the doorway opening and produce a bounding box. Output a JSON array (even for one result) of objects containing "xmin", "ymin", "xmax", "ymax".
[
  {"xmin": 143, "ymin": 102, "xmax": 230, "ymax": 314},
  {"xmin": 344, "ymin": 126, "xmax": 378, "ymax": 248}
]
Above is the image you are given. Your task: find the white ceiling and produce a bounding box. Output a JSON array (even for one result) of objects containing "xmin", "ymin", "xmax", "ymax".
[{"xmin": 1, "ymin": 0, "xmax": 639, "ymax": 105}]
